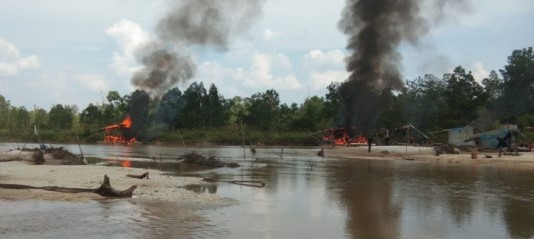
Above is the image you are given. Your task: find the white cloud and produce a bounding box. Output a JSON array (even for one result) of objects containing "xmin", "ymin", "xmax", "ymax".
[
  {"xmin": 303, "ymin": 49, "xmax": 346, "ymax": 69},
  {"xmin": 241, "ymin": 52, "xmax": 300, "ymax": 89},
  {"xmin": 74, "ymin": 74, "xmax": 108, "ymax": 92},
  {"xmin": 310, "ymin": 70, "xmax": 349, "ymax": 90},
  {"xmin": 471, "ymin": 62, "xmax": 489, "ymax": 83},
  {"xmin": 195, "ymin": 51, "xmax": 301, "ymax": 98},
  {"xmin": 0, "ymin": 37, "xmax": 40, "ymax": 76},
  {"xmin": 106, "ymin": 19, "xmax": 151, "ymax": 76},
  {"xmin": 302, "ymin": 49, "xmax": 348, "ymax": 89},
  {"xmin": 263, "ymin": 29, "xmax": 280, "ymax": 41},
  {"xmin": 0, "ymin": 37, "xmax": 20, "ymax": 59}
]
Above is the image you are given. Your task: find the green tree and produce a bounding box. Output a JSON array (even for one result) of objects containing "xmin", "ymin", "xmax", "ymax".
[
  {"xmin": 180, "ymin": 82, "xmax": 207, "ymax": 128},
  {"xmin": 0, "ymin": 95, "xmax": 10, "ymax": 129},
  {"xmin": 49, "ymin": 104, "xmax": 74, "ymax": 130},
  {"xmin": 31, "ymin": 108, "xmax": 49, "ymax": 129},
  {"xmin": 156, "ymin": 87, "xmax": 184, "ymax": 129},
  {"xmin": 324, "ymin": 82, "xmax": 342, "ymax": 125},
  {"xmin": 482, "ymin": 70, "xmax": 503, "ymax": 101},
  {"xmin": 442, "ymin": 66, "xmax": 487, "ymax": 127},
  {"xmin": 246, "ymin": 89, "xmax": 280, "ymax": 130},
  {"xmin": 278, "ymin": 103, "xmax": 298, "ymax": 130},
  {"xmin": 293, "ymin": 96, "xmax": 327, "ymax": 131},
  {"xmin": 498, "ymin": 47, "xmax": 534, "ymax": 121},
  {"xmin": 403, "ymin": 74, "xmax": 447, "ymax": 131},
  {"xmin": 226, "ymin": 96, "xmax": 248, "ymax": 127},
  {"xmin": 9, "ymin": 106, "xmax": 31, "ymax": 130},
  {"xmin": 205, "ymin": 83, "xmax": 226, "ymax": 128},
  {"xmin": 80, "ymin": 103, "xmax": 103, "ymax": 130}
]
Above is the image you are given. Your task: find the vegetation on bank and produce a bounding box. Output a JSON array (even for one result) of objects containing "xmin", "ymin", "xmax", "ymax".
[{"xmin": 1, "ymin": 47, "xmax": 534, "ymax": 145}]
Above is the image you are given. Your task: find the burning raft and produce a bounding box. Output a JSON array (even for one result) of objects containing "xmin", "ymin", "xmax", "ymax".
[{"xmin": 92, "ymin": 115, "xmax": 137, "ymax": 145}]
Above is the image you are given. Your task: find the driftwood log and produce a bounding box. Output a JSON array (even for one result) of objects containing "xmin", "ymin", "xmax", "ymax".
[
  {"xmin": 126, "ymin": 172, "xmax": 149, "ymax": 179},
  {"xmin": 95, "ymin": 175, "xmax": 137, "ymax": 197},
  {"xmin": 203, "ymin": 178, "xmax": 266, "ymax": 188},
  {"xmin": 0, "ymin": 175, "xmax": 137, "ymax": 198}
]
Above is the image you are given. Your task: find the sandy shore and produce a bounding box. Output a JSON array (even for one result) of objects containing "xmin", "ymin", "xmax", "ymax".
[
  {"xmin": 0, "ymin": 152, "xmax": 231, "ymax": 205},
  {"xmin": 324, "ymin": 145, "xmax": 534, "ymax": 169},
  {"xmin": 3, "ymin": 145, "xmax": 534, "ymax": 202}
]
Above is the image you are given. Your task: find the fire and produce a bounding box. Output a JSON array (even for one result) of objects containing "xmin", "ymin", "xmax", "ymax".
[
  {"xmin": 121, "ymin": 115, "xmax": 132, "ymax": 128},
  {"xmin": 322, "ymin": 128, "xmax": 368, "ymax": 146},
  {"xmin": 100, "ymin": 115, "xmax": 137, "ymax": 145}
]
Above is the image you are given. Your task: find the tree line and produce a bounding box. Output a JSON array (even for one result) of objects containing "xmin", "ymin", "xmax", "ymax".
[{"xmin": 0, "ymin": 47, "xmax": 532, "ymax": 144}]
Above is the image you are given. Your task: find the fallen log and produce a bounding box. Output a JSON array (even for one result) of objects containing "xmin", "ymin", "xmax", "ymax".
[
  {"xmin": 126, "ymin": 172, "xmax": 149, "ymax": 179},
  {"xmin": 0, "ymin": 175, "xmax": 137, "ymax": 198},
  {"xmin": 202, "ymin": 178, "xmax": 266, "ymax": 188},
  {"xmin": 95, "ymin": 175, "xmax": 137, "ymax": 197}
]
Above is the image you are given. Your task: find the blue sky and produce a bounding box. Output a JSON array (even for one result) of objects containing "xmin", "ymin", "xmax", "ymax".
[{"xmin": 0, "ymin": 0, "xmax": 533, "ymax": 110}]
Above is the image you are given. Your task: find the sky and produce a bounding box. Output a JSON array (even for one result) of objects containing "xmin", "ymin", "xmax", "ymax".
[{"xmin": 0, "ymin": 0, "xmax": 533, "ymax": 111}]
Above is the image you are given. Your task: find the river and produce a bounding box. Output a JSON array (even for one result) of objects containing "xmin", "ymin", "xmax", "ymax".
[{"xmin": 1, "ymin": 143, "xmax": 534, "ymax": 239}]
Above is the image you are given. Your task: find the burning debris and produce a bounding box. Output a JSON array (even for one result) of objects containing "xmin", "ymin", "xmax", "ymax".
[
  {"xmin": 322, "ymin": 128, "xmax": 368, "ymax": 146},
  {"xmin": 94, "ymin": 115, "xmax": 137, "ymax": 144}
]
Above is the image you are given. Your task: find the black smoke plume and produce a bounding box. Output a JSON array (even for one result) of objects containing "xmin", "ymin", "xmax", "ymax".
[
  {"xmin": 338, "ymin": 0, "xmax": 468, "ymax": 134},
  {"xmin": 132, "ymin": 0, "xmax": 265, "ymax": 98}
]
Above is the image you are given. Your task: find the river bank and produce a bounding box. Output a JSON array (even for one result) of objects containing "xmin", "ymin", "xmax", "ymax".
[
  {"xmin": 0, "ymin": 153, "xmax": 233, "ymax": 205},
  {"xmin": 3, "ymin": 145, "xmax": 534, "ymax": 202},
  {"xmin": 324, "ymin": 145, "xmax": 534, "ymax": 169}
]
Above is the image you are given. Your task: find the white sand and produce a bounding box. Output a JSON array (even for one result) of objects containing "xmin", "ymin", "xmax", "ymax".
[{"xmin": 0, "ymin": 160, "xmax": 230, "ymax": 204}]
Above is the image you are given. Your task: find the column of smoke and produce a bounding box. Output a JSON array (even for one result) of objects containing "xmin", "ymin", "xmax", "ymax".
[
  {"xmin": 128, "ymin": 0, "xmax": 265, "ymax": 138},
  {"xmin": 338, "ymin": 0, "xmax": 468, "ymax": 135}
]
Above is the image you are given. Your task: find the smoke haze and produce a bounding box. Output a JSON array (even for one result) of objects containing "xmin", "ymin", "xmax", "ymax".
[
  {"xmin": 132, "ymin": 0, "xmax": 266, "ymax": 98},
  {"xmin": 338, "ymin": 0, "xmax": 469, "ymax": 133}
]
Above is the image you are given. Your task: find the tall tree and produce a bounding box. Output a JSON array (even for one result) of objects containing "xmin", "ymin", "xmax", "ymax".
[
  {"xmin": 0, "ymin": 95, "xmax": 10, "ymax": 129},
  {"xmin": 246, "ymin": 89, "xmax": 280, "ymax": 130},
  {"xmin": 324, "ymin": 82, "xmax": 343, "ymax": 126},
  {"xmin": 293, "ymin": 96, "xmax": 327, "ymax": 131},
  {"xmin": 226, "ymin": 96, "xmax": 248, "ymax": 127},
  {"xmin": 498, "ymin": 47, "xmax": 534, "ymax": 121},
  {"xmin": 155, "ymin": 87, "xmax": 184, "ymax": 129},
  {"xmin": 403, "ymin": 74, "xmax": 447, "ymax": 131},
  {"xmin": 205, "ymin": 83, "xmax": 226, "ymax": 128},
  {"xmin": 80, "ymin": 103, "xmax": 103, "ymax": 130},
  {"xmin": 49, "ymin": 104, "xmax": 74, "ymax": 130},
  {"xmin": 180, "ymin": 82, "xmax": 207, "ymax": 128},
  {"xmin": 442, "ymin": 66, "xmax": 487, "ymax": 127}
]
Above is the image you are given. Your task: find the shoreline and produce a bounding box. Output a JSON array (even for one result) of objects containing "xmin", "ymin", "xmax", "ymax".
[
  {"xmin": 0, "ymin": 158, "xmax": 234, "ymax": 206},
  {"xmin": 324, "ymin": 145, "xmax": 534, "ymax": 169},
  {"xmin": 3, "ymin": 145, "xmax": 534, "ymax": 202}
]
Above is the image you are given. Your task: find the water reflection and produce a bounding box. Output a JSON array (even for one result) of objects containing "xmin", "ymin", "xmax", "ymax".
[
  {"xmin": 325, "ymin": 160, "xmax": 401, "ymax": 239},
  {"xmin": 3, "ymin": 143, "xmax": 534, "ymax": 238}
]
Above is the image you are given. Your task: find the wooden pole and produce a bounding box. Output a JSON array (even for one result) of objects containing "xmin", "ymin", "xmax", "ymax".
[{"xmin": 241, "ymin": 120, "xmax": 246, "ymax": 159}]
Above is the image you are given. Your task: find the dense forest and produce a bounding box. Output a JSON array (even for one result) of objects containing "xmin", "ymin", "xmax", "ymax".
[{"xmin": 1, "ymin": 47, "xmax": 533, "ymax": 145}]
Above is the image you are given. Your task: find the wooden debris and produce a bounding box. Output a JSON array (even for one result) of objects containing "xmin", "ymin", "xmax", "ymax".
[
  {"xmin": 126, "ymin": 172, "xmax": 149, "ymax": 179},
  {"xmin": 202, "ymin": 178, "xmax": 265, "ymax": 188},
  {"xmin": 95, "ymin": 175, "xmax": 137, "ymax": 197},
  {"xmin": 0, "ymin": 174, "xmax": 137, "ymax": 198},
  {"xmin": 317, "ymin": 149, "xmax": 325, "ymax": 157}
]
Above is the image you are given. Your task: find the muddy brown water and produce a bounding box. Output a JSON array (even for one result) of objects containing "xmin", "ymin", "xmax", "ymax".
[{"xmin": 1, "ymin": 143, "xmax": 534, "ymax": 239}]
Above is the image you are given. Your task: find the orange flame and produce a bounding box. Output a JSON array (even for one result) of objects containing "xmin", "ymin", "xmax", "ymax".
[
  {"xmin": 121, "ymin": 160, "xmax": 132, "ymax": 168},
  {"xmin": 121, "ymin": 115, "xmax": 132, "ymax": 129},
  {"xmin": 101, "ymin": 115, "xmax": 137, "ymax": 145}
]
